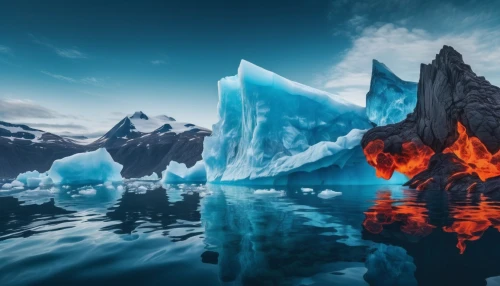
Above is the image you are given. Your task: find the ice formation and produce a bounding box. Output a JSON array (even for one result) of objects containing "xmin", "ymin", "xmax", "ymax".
[
  {"xmin": 202, "ymin": 60, "xmax": 407, "ymax": 185},
  {"xmin": 16, "ymin": 171, "xmax": 53, "ymax": 188},
  {"xmin": 2, "ymin": 180, "xmax": 24, "ymax": 189},
  {"xmin": 78, "ymin": 187, "xmax": 97, "ymax": 196},
  {"xmin": 253, "ymin": 189, "xmax": 285, "ymax": 196},
  {"xmin": 366, "ymin": 60, "xmax": 417, "ymax": 126},
  {"xmin": 161, "ymin": 160, "xmax": 207, "ymax": 183},
  {"xmin": 317, "ymin": 190, "xmax": 342, "ymax": 199},
  {"xmin": 48, "ymin": 148, "xmax": 123, "ymax": 185},
  {"xmin": 132, "ymin": 172, "xmax": 159, "ymax": 181}
]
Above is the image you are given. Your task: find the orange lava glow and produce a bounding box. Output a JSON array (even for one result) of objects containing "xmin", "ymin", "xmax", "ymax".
[
  {"xmin": 363, "ymin": 191, "xmax": 435, "ymax": 236},
  {"xmin": 363, "ymin": 192, "xmax": 500, "ymax": 254},
  {"xmin": 443, "ymin": 195, "xmax": 500, "ymax": 254},
  {"xmin": 363, "ymin": 140, "xmax": 435, "ymax": 179},
  {"xmin": 444, "ymin": 122, "xmax": 500, "ymax": 181}
]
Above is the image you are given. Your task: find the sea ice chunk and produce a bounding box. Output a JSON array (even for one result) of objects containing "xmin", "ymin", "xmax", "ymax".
[
  {"xmin": 78, "ymin": 187, "xmax": 97, "ymax": 196},
  {"xmin": 203, "ymin": 61, "xmax": 407, "ymax": 185},
  {"xmin": 16, "ymin": 171, "xmax": 42, "ymax": 185},
  {"xmin": 366, "ymin": 60, "xmax": 417, "ymax": 126},
  {"xmin": 16, "ymin": 171, "xmax": 53, "ymax": 188},
  {"xmin": 11, "ymin": 180, "xmax": 23, "ymax": 187},
  {"xmin": 317, "ymin": 190, "xmax": 342, "ymax": 199},
  {"xmin": 161, "ymin": 160, "xmax": 206, "ymax": 183},
  {"xmin": 48, "ymin": 148, "xmax": 123, "ymax": 185},
  {"xmin": 132, "ymin": 172, "xmax": 159, "ymax": 181},
  {"xmin": 253, "ymin": 189, "xmax": 285, "ymax": 196}
]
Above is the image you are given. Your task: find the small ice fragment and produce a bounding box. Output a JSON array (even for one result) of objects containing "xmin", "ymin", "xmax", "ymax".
[
  {"xmin": 78, "ymin": 188, "xmax": 97, "ymax": 195},
  {"xmin": 253, "ymin": 189, "xmax": 285, "ymax": 196},
  {"xmin": 317, "ymin": 189, "xmax": 342, "ymax": 199}
]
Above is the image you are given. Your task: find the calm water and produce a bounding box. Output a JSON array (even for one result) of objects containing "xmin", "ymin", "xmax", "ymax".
[{"xmin": 1, "ymin": 181, "xmax": 500, "ymax": 286}]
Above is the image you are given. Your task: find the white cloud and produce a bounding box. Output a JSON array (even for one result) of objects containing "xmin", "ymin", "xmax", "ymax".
[
  {"xmin": 0, "ymin": 45, "xmax": 11, "ymax": 55},
  {"xmin": 80, "ymin": 77, "xmax": 102, "ymax": 85},
  {"xmin": 151, "ymin": 59, "xmax": 166, "ymax": 65},
  {"xmin": 55, "ymin": 48, "xmax": 87, "ymax": 59},
  {"xmin": 41, "ymin": 70, "xmax": 77, "ymax": 83},
  {"xmin": 41, "ymin": 71, "xmax": 103, "ymax": 86},
  {"xmin": 30, "ymin": 34, "xmax": 87, "ymax": 59},
  {"xmin": 0, "ymin": 98, "xmax": 64, "ymax": 120},
  {"xmin": 322, "ymin": 24, "xmax": 500, "ymax": 106}
]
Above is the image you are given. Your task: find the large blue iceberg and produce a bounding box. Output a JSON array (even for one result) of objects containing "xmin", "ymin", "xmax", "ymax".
[
  {"xmin": 365, "ymin": 60, "xmax": 417, "ymax": 126},
  {"xmin": 48, "ymin": 148, "xmax": 123, "ymax": 184},
  {"xmin": 202, "ymin": 60, "xmax": 407, "ymax": 185}
]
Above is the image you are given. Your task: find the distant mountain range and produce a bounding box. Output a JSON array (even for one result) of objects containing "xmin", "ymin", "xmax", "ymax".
[{"xmin": 0, "ymin": 111, "xmax": 211, "ymax": 178}]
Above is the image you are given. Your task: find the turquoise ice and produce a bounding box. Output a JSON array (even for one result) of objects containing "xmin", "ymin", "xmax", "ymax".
[
  {"xmin": 48, "ymin": 148, "xmax": 123, "ymax": 185},
  {"xmin": 366, "ymin": 60, "xmax": 417, "ymax": 126},
  {"xmin": 203, "ymin": 60, "xmax": 407, "ymax": 185}
]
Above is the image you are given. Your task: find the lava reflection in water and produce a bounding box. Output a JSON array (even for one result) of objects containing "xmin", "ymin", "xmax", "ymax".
[{"xmin": 363, "ymin": 190, "xmax": 500, "ymax": 254}]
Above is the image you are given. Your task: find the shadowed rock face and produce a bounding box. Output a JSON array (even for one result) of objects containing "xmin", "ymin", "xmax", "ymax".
[
  {"xmin": 362, "ymin": 46, "xmax": 500, "ymax": 192},
  {"xmin": 0, "ymin": 113, "xmax": 211, "ymax": 179}
]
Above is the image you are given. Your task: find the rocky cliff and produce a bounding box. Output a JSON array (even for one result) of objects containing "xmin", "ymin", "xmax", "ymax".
[{"xmin": 362, "ymin": 45, "xmax": 500, "ymax": 192}]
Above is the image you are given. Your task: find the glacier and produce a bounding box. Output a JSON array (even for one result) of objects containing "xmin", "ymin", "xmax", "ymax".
[
  {"xmin": 202, "ymin": 60, "xmax": 407, "ymax": 185},
  {"xmin": 366, "ymin": 60, "xmax": 417, "ymax": 126},
  {"xmin": 48, "ymin": 148, "xmax": 123, "ymax": 185},
  {"xmin": 161, "ymin": 160, "xmax": 206, "ymax": 183}
]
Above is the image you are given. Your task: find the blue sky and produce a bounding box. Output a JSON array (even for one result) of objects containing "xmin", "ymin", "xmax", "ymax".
[{"xmin": 1, "ymin": 0, "xmax": 500, "ymax": 136}]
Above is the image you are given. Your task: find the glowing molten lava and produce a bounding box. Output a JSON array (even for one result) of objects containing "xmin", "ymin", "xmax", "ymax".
[
  {"xmin": 363, "ymin": 140, "xmax": 435, "ymax": 179},
  {"xmin": 363, "ymin": 191, "xmax": 435, "ymax": 236},
  {"xmin": 443, "ymin": 195, "xmax": 500, "ymax": 254},
  {"xmin": 444, "ymin": 122, "xmax": 500, "ymax": 181}
]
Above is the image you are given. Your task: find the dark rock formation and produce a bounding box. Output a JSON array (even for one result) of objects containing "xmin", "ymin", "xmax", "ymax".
[
  {"xmin": 88, "ymin": 112, "xmax": 210, "ymax": 178},
  {"xmin": 0, "ymin": 112, "xmax": 211, "ymax": 179},
  {"xmin": 0, "ymin": 121, "xmax": 84, "ymax": 178},
  {"xmin": 362, "ymin": 46, "xmax": 500, "ymax": 192}
]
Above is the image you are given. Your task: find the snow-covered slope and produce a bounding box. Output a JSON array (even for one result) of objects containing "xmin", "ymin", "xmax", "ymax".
[
  {"xmin": 93, "ymin": 111, "xmax": 209, "ymax": 145},
  {"xmin": 202, "ymin": 60, "xmax": 407, "ymax": 185},
  {"xmin": 88, "ymin": 111, "xmax": 211, "ymax": 178},
  {"xmin": 0, "ymin": 121, "xmax": 73, "ymax": 144}
]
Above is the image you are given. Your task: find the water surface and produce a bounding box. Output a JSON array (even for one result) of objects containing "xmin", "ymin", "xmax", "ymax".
[{"xmin": 1, "ymin": 181, "xmax": 500, "ymax": 285}]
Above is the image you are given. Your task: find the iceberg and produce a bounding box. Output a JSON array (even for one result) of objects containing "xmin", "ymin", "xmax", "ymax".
[
  {"xmin": 202, "ymin": 60, "xmax": 407, "ymax": 185},
  {"xmin": 16, "ymin": 171, "xmax": 53, "ymax": 188},
  {"xmin": 48, "ymin": 148, "xmax": 123, "ymax": 185},
  {"xmin": 366, "ymin": 60, "xmax": 417, "ymax": 126},
  {"xmin": 161, "ymin": 160, "xmax": 206, "ymax": 183}
]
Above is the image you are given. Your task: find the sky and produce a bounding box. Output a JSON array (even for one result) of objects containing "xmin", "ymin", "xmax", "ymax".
[{"xmin": 1, "ymin": 0, "xmax": 500, "ymax": 136}]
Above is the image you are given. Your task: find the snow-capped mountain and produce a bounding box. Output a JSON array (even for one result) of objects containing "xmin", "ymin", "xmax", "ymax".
[
  {"xmin": 0, "ymin": 121, "xmax": 84, "ymax": 178},
  {"xmin": 88, "ymin": 111, "xmax": 211, "ymax": 178},
  {"xmin": 0, "ymin": 112, "xmax": 211, "ymax": 179}
]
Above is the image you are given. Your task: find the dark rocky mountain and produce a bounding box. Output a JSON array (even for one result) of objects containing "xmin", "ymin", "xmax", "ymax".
[
  {"xmin": 88, "ymin": 111, "xmax": 210, "ymax": 178},
  {"xmin": 362, "ymin": 45, "xmax": 500, "ymax": 193},
  {"xmin": 0, "ymin": 121, "xmax": 83, "ymax": 178},
  {"xmin": 0, "ymin": 112, "xmax": 210, "ymax": 179}
]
